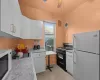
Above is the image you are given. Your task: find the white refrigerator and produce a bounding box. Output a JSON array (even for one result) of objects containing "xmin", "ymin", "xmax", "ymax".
[{"xmin": 73, "ymin": 31, "xmax": 99, "ymax": 80}]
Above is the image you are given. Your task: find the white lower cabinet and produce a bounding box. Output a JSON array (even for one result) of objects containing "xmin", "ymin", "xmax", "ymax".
[
  {"xmin": 34, "ymin": 57, "xmax": 46, "ymax": 73},
  {"xmin": 32, "ymin": 52, "xmax": 46, "ymax": 73}
]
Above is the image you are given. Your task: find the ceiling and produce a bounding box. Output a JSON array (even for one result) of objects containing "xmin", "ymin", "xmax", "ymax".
[{"xmin": 19, "ymin": 0, "xmax": 87, "ymax": 15}]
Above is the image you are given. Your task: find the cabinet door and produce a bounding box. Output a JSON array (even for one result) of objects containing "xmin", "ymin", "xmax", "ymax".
[
  {"xmin": 34, "ymin": 57, "xmax": 46, "ymax": 73},
  {"xmin": 9, "ymin": 0, "xmax": 21, "ymax": 37},
  {"xmin": 1, "ymin": 0, "xmax": 12, "ymax": 35},
  {"xmin": 20, "ymin": 15, "xmax": 31, "ymax": 39},
  {"xmin": 30, "ymin": 20, "xmax": 43, "ymax": 39}
]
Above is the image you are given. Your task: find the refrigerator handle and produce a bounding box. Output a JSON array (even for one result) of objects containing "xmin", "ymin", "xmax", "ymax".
[
  {"xmin": 73, "ymin": 35, "xmax": 76, "ymax": 49},
  {"xmin": 73, "ymin": 50, "xmax": 76, "ymax": 64}
]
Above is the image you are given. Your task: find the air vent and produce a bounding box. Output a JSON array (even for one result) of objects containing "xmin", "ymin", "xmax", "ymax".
[{"xmin": 43, "ymin": 0, "xmax": 47, "ymax": 2}]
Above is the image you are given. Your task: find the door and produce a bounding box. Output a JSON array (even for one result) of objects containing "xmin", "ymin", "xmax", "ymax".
[
  {"xmin": 30, "ymin": 20, "xmax": 43, "ymax": 39},
  {"xmin": 73, "ymin": 31, "xmax": 99, "ymax": 54},
  {"xmin": 1, "ymin": 0, "xmax": 12, "ymax": 35},
  {"xmin": 73, "ymin": 50, "xmax": 99, "ymax": 80},
  {"xmin": 34, "ymin": 57, "xmax": 46, "ymax": 73}
]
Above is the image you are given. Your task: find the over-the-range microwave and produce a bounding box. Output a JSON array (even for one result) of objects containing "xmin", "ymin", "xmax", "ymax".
[{"xmin": 0, "ymin": 51, "xmax": 12, "ymax": 80}]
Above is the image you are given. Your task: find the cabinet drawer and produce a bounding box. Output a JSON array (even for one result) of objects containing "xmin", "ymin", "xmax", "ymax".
[{"xmin": 32, "ymin": 52, "xmax": 46, "ymax": 58}]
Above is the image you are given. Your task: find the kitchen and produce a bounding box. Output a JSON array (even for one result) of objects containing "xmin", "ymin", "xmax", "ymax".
[{"xmin": 0, "ymin": 0, "xmax": 100, "ymax": 80}]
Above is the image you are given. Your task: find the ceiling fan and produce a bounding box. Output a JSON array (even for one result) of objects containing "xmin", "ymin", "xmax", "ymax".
[{"xmin": 43, "ymin": 0, "xmax": 62, "ymax": 8}]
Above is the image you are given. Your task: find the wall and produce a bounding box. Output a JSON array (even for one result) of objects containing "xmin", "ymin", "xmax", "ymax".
[
  {"xmin": 19, "ymin": 2, "xmax": 65, "ymax": 48},
  {"xmin": 64, "ymin": 0, "xmax": 100, "ymax": 43},
  {"xmin": 18, "ymin": 2, "xmax": 65, "ymax": 65},
  {"xmin": 0, "ymin": 37, "xmax": 18, "ymax": 49}
]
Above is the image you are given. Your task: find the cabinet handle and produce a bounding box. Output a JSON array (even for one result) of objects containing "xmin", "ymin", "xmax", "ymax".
[
  {"xmin": 10, "ymin": 24, "xmax": 14, "ymax": 33},
  {"xmin": 73, "ymin": 50, "xmax": 76, "ymax": 64},
  {"xmin": 13, "ymin": 25, "xmax": 16, "ymax": 33},
  {"xmin": 93, "ymin": 34, "xmax": 98, "ymax": 37},
  {"xmin": 10, "ymin": 24, "xmax": 16, "ymax": 33}
]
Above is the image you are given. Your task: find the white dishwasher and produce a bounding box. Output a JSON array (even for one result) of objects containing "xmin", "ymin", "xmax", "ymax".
[
  {"xmin": 66, "ymin": 50, "xmax": 73, "ymax": 75},
  {"xmin": 32, "ymin": 51, "xmax": 46, "ymax": 74}
]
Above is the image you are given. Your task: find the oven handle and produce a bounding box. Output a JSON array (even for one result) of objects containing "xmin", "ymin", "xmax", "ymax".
[{"xmin": 57, "ymin": 52, "xmax": 64, "ymax": 59}]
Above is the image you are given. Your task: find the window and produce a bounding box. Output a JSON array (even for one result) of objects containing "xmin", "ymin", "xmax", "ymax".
[{"xmin": 44, "ymin": 22, "xmax": 56, "ymax": 51}]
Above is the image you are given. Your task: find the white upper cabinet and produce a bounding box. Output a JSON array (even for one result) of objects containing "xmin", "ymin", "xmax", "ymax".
[
  {"xmin": 1, "ymin": 0, "xmax": 13, "ymax": 35},
  {"xmin": 20, "ymin": 16, "xmax": 31, "ymax": 39},
  {"xmin": 9, "ymin": 0, "xmax": 22, "ymax": 37},
  {"xmin": 1, "ymin": 0, "xmax": 21, "ymax": 37},
  {"xmin": 20, "ymin": 16, "xmax": 43, "ymax": 39},
  {"xmin": 1, "ymin": 0, "xmax": 43, "ymax": 38},
  {"xmin": 30, "ymin": 20, "xmax": 43, "ymax": 39}
]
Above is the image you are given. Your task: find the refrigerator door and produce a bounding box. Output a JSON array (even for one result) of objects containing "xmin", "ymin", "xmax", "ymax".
[
  {"xmin": 73, "ymin": 50, "xmax": 84, "ymax": 80},
  {"xmin": 73, "ymin": 31, "xmax": 99, "ymax": 54},
  {"xmin": 73, "ymin": 50, "xmax": 99, "ymax": 80}
]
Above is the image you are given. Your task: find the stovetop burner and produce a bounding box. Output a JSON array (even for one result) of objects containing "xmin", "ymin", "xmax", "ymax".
[{"xmin": 56, "ymin": 43, "xmax": 73, "ymax": 51}]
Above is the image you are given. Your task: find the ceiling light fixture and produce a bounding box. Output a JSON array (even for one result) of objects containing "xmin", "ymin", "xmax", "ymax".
[{"xmin": 43, "ymin": 0, "xmax": 47, "ymax": 2}]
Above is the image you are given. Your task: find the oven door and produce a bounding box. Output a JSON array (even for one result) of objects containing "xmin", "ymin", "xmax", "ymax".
[
  {"xmin": 0, "ymin": 54, "xmax": 8, "ymax": 80},
  {"xmin": 0, "ymin": 52, "xmax": 12, "ymax": 80},
  {"xmin": 57, "ymin": 53, "xmax": 64, "ymax": 59},
  {"xmin": 56, "ymin": 51, "xmax": 66, "ymax": 70}
]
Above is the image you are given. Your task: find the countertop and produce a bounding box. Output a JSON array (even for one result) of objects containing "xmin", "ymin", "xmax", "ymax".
[
  {"xmin": 29, "ymin": 49, "xmax": 46, "ymax": 53},
  {"xmin": 5, "ymin": 57, "xmax": 37, "ymax": 80},
  {"xmin": 29, "ymin": 49, "xmax": 57, "ymax": 55},
  {"xmin": 0, "ymin": 49, "xmax": 12, "ymax": 58},
  {"xmin": 46, "ymin": 51, "xmax": 56, "ymax": 56},
  {"xmin": 0, "ymin": 50, "xmax": 9, "ymax": 54}
]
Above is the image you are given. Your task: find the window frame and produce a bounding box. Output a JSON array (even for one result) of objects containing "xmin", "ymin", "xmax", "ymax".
[{"xmin": 43, "ymin": 21, "xmax": 56, "ymax": 52}]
